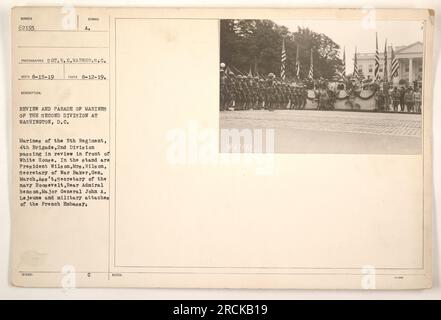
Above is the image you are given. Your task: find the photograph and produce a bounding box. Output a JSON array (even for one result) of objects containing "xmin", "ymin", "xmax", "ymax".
[
  {"xmin": 219, "ymin": 19, "xmax": 424, "ymax": 154},
  {"xmin": 3, "ymin": 3, "xmax": 438, "ymax": 302}
]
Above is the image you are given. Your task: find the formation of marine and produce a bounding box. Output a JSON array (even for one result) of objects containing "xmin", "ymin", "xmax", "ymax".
[{"xmin": 220, "ymin": 67, "xmax": 422, "ymax": 114}]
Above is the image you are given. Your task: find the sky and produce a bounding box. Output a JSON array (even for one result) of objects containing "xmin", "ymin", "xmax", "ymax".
[{"xmin": 273, "ymin": 19, "xmax": 424, "ymax": 73}]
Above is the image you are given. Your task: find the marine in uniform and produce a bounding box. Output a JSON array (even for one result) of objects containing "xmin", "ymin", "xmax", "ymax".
[
  {"xmin": 376, "ymin": 89, "xmax": 385, "ymax": 112},
  {"xmin": 414, "ymin": 89, "xmax": 422, "ymax": 113},
  {"xmin": 399, "ymin": 86, "xmax": 406, "ymax": 112},
  {"xmin": 404, "ymin": 88, "xmax": 415, "ymax": 113},
  {"xmin": 283, "ymin": 83, "xmax": 290, "ymax": 109},
  {"xmin": 258, "ymin": 79, "xmax": 265, "ymax": 109},
  {"xmin": 220, "ymin": 70, "xmax": 227, "ymax": 111},
  {"xmin": 300, "ymin": 85, "xmax": 307, "ymax": 109},
  {"xmin": 265, "ymin": 79, "xmax": 275, "ymax": 111},
  {"xmin": 235, "ymin": 76, "xmax": 244, "ymax": 110},
  {"xmin": 227, "ymin": 73, "xmax": 237, "ymax": 110},
  {"xmin": 288, "ymin": 85, "xmax": 295, "ymax": 109},
  {"xmin": 392, "ymin": 87, "xmax": 400, "ymax": 112}
]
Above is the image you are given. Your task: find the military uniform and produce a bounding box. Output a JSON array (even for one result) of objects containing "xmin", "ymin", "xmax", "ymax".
[
  {"xmin": 399, "ymin": 87, "xmax": 406, "ymax": 112},
  {"xmin": 242, "ymin": 80, "xmax": 250, "ymax": 110},
  {"xmin": 276, "ymin": 84, "xmax": 284, "ymax": 109},
  {"xmin": 300, "ymin": 87, "xmax": 307, "ymax": 109},
  {"xmin": 414, "ymin": 90, "xmax": 422, "ymax": 113},
  {"xmin": 265, "ymin": 80, "xmax": 275, "ymax": 111},
  {"xmin": 376, "ymin": 91, "xmax": 385, "ymax": 112},
  {"xmin": 291, "ymin": 87, "xmax": 299, "ymax": 109},
  {"xmin": 288, "ymin": 86, "xmax": 295, "ymax": 109},
  {"xmin": 391, "ymin": 89, "xmax": 400, "ymax": 112},
  {"xmin": 258, "ymin": 80, "xmax": 265, "ymax": 109},
  {"xmin": 227, "ymin": 77, "xmax": 237, "ymax": 109},
  {"xmin": 382, "ymin": 83, "xmax": 390, "ymax": 111},
  {"xmin": 318, "ymin": 88, "xmax": 329, "ymax": 110},
  {"xmin": 283, "ymin": 84, "xmax": 290, "ymax": 109},
  {"xmin": 235, "ymin": 78, "xmax": 244, "ymax": 110},
  {"xmin": 220, "ymin": 73, "xmax": 227, "ymax": 111},
  {"xmin": 405, "ymin": 89, "xmax": 415, "ymax": 113},
  {"xmin": 251, "ymin": 78, "xmax": 259, "ymax": 109}
]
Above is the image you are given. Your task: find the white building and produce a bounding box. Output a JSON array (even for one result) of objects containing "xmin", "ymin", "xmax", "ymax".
[{"xmin": 355, "ymin": 41, "xmax": 423, "ymax": 85}]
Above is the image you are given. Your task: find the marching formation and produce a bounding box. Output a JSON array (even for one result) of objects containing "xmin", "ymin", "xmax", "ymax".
[
  {"xmin": 220, "ymin": 72, "xmax": 307, "ymax": 111},
  {"xmin": 220, "ymin": 32, "xmax": 423, "ymax": 114},
  {"xmin": 220, "ymin": 69, "xmax": 422, "ymax": 113},
  {"xmin": 381, "ymin": 86, "xmax": 422, "ymax": 113}
]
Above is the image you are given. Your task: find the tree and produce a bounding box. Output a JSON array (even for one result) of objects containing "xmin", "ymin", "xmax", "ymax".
[{"xmin": 220, "ymin": 20, "xmax": 343, "ymax": 80}]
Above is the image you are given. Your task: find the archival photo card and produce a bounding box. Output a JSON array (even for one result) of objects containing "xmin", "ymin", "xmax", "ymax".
[{"xmin": 10, "ymin": 7, "xmax": 433, "ymax": 289}]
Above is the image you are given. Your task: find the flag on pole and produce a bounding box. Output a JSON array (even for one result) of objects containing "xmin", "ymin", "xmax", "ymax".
[
  {"xmin": 280, "ymin": 38, "xmax": 286, "ymax": 80},
  {"xmin": 295, "ymin": 44, "xmax": 300, "ymax": 78},
  {"xmin": 383, "ymin": 38, "xmax": 388, "ymax": 81},
  {"xmin": 308, "ymin": 49, "xmax": 314, "ymax": 79},
  {"xmin": 374, "ymin": 32, "xmax": 380, "ymax": 81},
  {"xmin": 353, "ymin": 47, "xmax": 359, "ymax": 81},
  {"xmin": 390, "ymin": 45, "xmax": 399, "ymax": 81},
  {"xmin": 341, "ymin": 47, "xmax": 346, "ymax": 80}
]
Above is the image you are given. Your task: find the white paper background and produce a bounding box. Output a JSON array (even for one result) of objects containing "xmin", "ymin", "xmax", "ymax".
[{"xmin": 0, "ymin": 0, "xmax": 440, "ymax": 299}]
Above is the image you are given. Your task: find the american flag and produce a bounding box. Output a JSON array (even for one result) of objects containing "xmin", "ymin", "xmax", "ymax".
[
  {"xmin": 308, "ymin": 49, "xmax": 314, "ymax": 79},
  {"xmin": 295, "ymin": 44, "xmax": 300, "ymax": 78},
  {"xmin": 280, "ymin": 38, "xmax": 286, "ymax": 80},
  {"xmin": 383, "ymin": 39, "xmax": 388, "ymax": 81},
  {"xmin": 390, "ymin": 45, "xmax": 399, "ymax": 81},
  {"xmin": 353, "ymin": 47, "xmax": 359, "ymax": 80},
  {"xmin": 374, "ymin": 32, "xmax": 380, "ymax": 81}
]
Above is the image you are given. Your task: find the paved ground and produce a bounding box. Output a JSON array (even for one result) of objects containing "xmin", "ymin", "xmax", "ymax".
[{"xmin": 219, "ymin": 110, "xmax": 422, "ymax": 154}]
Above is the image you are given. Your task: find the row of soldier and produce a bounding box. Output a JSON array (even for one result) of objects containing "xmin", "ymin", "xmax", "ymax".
[
  {"xmin": 220, "ymin": 70, "xmax": 422, "ymax": 113},
  {"xmin": 220, "ymin": 73, "xmax": 308, "ymax": 111},
  {"xmin": 375, "ymin": 86, "xmax": 422, "ymax": 113}
]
